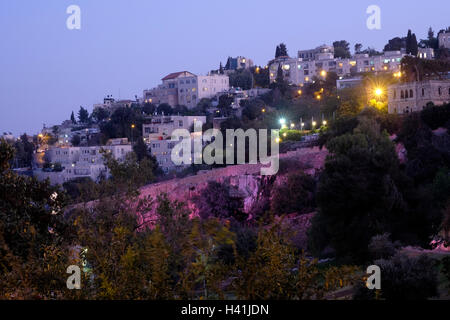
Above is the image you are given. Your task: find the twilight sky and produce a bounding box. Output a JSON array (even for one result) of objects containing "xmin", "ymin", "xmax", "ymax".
[{"xmin": 0, "ymin": 0, "xmax": 449, "ymax": 136}]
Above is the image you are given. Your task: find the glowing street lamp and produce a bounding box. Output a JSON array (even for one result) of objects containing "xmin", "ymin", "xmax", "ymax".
[
  {"xmin": 312, "ymin": 121, "xmax": 317, "ymax": 128},
  {"xmin": 375, "ymin": 88, "xmax": 383, "ymax": 97},
  {"xmin": 279, "ymin": 118, "xmax": 286, "ymax": 125},
  {"xmin": 322, "ymin": 120, "xmax": 327, "ymax": 126},
  {"xmin": 290, "ymin": 123, "xmax": 295, "ymax": 129},
  {"xmin": 320, "ymin": 70, "xmax": 327, "ymax": 78}
]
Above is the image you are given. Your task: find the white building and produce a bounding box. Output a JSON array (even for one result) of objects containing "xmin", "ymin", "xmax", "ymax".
[
  {"xmin": 34, "ymin": 138, "xmax": 133, "ymax": 185},
  {"xmin": 388, "ymin": 80, "xmax": 450, "ymax": 114},
  {"xmin": 143, "ymin": 71, "xmax": 229, "ymax": 109},
  {"xmin": 438, "ymin": 30, "xmax": 450, "ymax": 49},
  {"xmin": 142, "ymin": 115, "xmax": 207, "ymax": 141},
  {"xmin": 269, "ymin": 46, "xmax": 406, "ymax": 86}
]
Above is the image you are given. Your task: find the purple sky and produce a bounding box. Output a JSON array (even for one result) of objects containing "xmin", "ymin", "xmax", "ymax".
[{"xmin": 1, "ymin": 0, "xmax": 449, "ymax": 136}]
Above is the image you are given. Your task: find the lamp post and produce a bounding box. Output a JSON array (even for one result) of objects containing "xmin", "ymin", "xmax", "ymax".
[{"xmin": 131, "ymin": 124, "xmax": 135, "ymax": 143}]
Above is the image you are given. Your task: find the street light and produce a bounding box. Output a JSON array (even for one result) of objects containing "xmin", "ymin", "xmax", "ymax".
[
  {"xmin": 279, "ymin": 118, "xmax": 286, "ymax": 125},
  {"xmin": 320, "ymin": 70, "xmax": 327, "ymax": 78},
  {"xmin": 322, "ymin": 120, "xmax": 327, "ymax": 126},
  {"xmin": 375, "ymin": 88, "xmax": 383, "ymax": 96},
  {"xmin": 290, "ymin": 123, "xmax": 295, "ymax": 129}
]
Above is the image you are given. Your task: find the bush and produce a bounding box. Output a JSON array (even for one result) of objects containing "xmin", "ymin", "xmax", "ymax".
[
  {"xmin": 421, "ymin": 103, "xmax": 450, "ymax": 130},
  {"xmin": 375, "ymin": 253, "xmax": 439, "ymax": 300},
  {"xmin": 270, "ymin": 171, "xmax": 316, "ymax": 215},
  {"xmin": 368, "ymin": 233, "xmax": 399, "ymax": 260}
]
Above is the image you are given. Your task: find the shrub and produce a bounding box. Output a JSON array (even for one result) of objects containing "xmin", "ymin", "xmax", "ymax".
[{"xmin": 375, "ymin": 253, "xmax": 439, "ymax": 300}]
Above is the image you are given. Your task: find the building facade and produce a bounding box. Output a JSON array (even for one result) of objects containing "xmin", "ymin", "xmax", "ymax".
[
  {"xmin": 438, "ymin": 31, "xmax": 450, "ymax": 49},
  {"xmin": 269, "ymin": 46, "xmax": 405, "ymax": 86},
  {"xmin": 34, "ymin": 138, "xmax": 132, "ymax": 185},
  {"xmin": 143, "ymin": 71, "xmax": 229, "ymax": 109},
  {"xmin": 387, "ymin": 80, "xmax": 450, "ymax": 114}
]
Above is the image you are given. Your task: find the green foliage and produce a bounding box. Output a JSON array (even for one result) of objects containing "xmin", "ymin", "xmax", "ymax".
[
  {"xmin": 375, "ymin": 253, "xmax": 439, "ymax": 300},
  {"xmin": 270, "ymin": 171, "xmax": 316, "ymax": 215},
  {"xmin": 13, "ymin": 134, "xmax": 35, "ymax": 168},
  {"xmin": 275, "ymin": 43, "xmax": 288, "ymax": 58},
  {"xmin": 421, "ymin": 102, "xmax": 450, "ymax": 130},
  {"xmin": 78, "ymin": 106, "xmax": 90, "ymax": 124},
  {"xmin": 71, "ymin": 134, "xmax": 81, "ymax": 146},
  {"xmin": 91, "ymin": 107, "xmax": 110, "ymax": 124},
  {"xmin": 310, "ymin": 118, "xmax": 403, "ymax": 262},
  {"xmin": 193, "ymin": 181, "xmax": 246, "ymax": 222},
  {"xmin": 0, "ymin": 140, "xmax": 71, "ymax": 299},
  {"xmin": 333, "ymin": 40, "xmax": 351, "ymax": 59},
  {"xmin": 229, "ymin": 69, "xmax": 253, "ymax": 90}
]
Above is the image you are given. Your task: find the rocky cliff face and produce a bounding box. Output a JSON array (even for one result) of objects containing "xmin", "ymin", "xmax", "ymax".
[{"xmin": 138, "ymin": 147, "xmax": 328, "ymax": 221}]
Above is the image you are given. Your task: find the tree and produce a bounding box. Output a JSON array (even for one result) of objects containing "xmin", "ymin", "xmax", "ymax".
[
  {"xmin": 71, "ymin": 134, "xmax": 81, "ymax": 146},
  {"xmin": 102, "ymin": 151, "xmax": 155, "ymax": 194},
  {"xmin": 219, "ymin": 62, "xmax": 224, "ymax": 75},
  {"xmin": 406, "ymin": 30, "xmax": 418, "ymax": 56},
  {"xmin": 309, "ymin": 118, "xmax": 404, "ymax": 262},
  {"xmin": 133, "ymin": 137, "xmax": 149, "ymax": 162},
  {"xmin": 275, "ymin": 43, "xmax": 288, "ymax": 58},
  {"xmin": 70, "ymin": 111, "xmax": 77, "ymax": 124},
  {"xmin": 270, "ymin": 171, "xmax": 316, "ymax": 215},
  {"xmin": 13, "ymin": 134, "xmax": 35, "ymax": 168},
  {"xmin": 157, "ymin": 103, "xmax": 173, "ymax": 115},
  {"xmin": 375, "ymin": 253, "xmax": 439, "ymax": 300},
  {"xmin": 354, "ymin": 43, "xmax": 363, "ymax": 54},
  {"xmin": 0, "ymin": 140, "xmax": 69, "ymax": 298},
  {"xmin": 91, "ymin": 107, "xmax": 110, "ymax": 123},
  {"xmin": 78, "ymin": 106, "xmax": 90, "ymax": 124},
  {"xmin": 333, "ymin": 40, "xmax": 351, "ymax": 59},
  {"xmin": 384, "ymin": 37, "xmax": 406, "ymax": 51},
  {"xmin": 229, "ymin": 69, "xmax": 253, "ymax": 90},
  {"xmin": 193, "ymin": 181, "xmax": 245, "ymax": 222}
]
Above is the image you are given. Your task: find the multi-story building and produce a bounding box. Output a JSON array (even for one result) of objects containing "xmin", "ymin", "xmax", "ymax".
[
  {"xmin": 336, "ymin": 76, "xmax": 363, "ymax": 90},
  {"xmin": 142, "ymin": 115, "xmax": 207, "ymax": 141},
  {"xmin": 225, "ymin": 56, "xmax": 254, "ymax": 70},
  {"xmin": 418, "ymin": 47, "xmax": 435, "ymax": 59},
  {"xmin": 298, "ymin": 45, "xmax": 334, "ymax": 61},
  {"xmin": 142, "ymin": 116, "xmax": 207, "ymax": 173},
  {"xmin": 387, "ymin": 80, "xmax": 450, "ymax": 114},
  {"xmin": 34, "ymin": 138, "xmax": 132, "ymax": 185},
  {"xmin": 438, "ymin": 30, "xmax": 450, "ymax": 49},
  {"xmin": 269, "ymin": 45, "xmax": 406, "ymax": 86},
  {"xmin": 143, "ymin": 72, "xmax": 229, "ymax": 109}
]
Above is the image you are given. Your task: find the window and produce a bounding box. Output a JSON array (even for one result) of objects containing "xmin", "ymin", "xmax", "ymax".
[
  {"xmin": 409, "ymin": 89, "xmax": 413, "ymax": 98},
  {"xmin": 401, "ymin": 90, "xmax": 404, "ymax": 99},
  {"xmin": 405, "ymin": 90, "xmax": 408, "ymax": 99},
  {"xmin": 438, "ymin": 87, "xmax": 442, "ymax": 95},
  {"xmin": 394, "ymin": 91, "xmax": 396, "ymax": 99},
  {"xmin": 422, "ymin": 88, "xmax": 425, "ymax": 96}
]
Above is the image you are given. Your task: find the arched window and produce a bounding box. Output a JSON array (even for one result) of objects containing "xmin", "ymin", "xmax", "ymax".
[
  {"xmin": 394, "ymin": 91, "xmax": 396, "ymax": 99},
  {"xmin": 405, "ymin": 90, "xmax": 408, "ymax": 99},
  {"xmin": 422, "ymin": 88, "xmax": 425, "ymax": 96},
  {"xmin": 438, "ymin": 87, "xmax": 442, "ymax": 95},
  {"xmin": 401, "ymin": 90, "xmax": 404, "ymax": 99},
  {"xmin": 410, "ymin": 89, "xmax": 413, "ymax": 98}
]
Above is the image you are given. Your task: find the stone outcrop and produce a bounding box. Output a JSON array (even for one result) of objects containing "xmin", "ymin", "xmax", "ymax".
[{"xmin": 139, "ymin": 147, "xmax": 328, "ymax": 217}]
